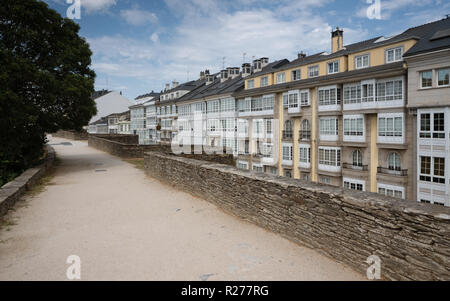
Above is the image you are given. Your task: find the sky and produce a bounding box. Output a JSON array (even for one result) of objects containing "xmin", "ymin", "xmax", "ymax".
[{"xmin": 43, "ymin": 0, "xmax": 449, "ymax": 102}]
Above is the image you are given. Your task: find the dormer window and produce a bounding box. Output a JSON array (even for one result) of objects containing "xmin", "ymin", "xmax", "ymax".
[
  {"xmin": 308, "ymin": 65, "xmax": 319, "ymax": 78},
  {"xmin": 276, "ymin": 72, "xmax": 286, "ymax": 84},
  {"xmin": 327, "ymin": 61, "xmax": 339, "ymax": 74},
  {"xmin": 260, "ymin": 76, "xmax": 269, "ymax": 87},
  {"xmin": 385, "ymin": 47, "xmax": 403, "ymax": 63},
  {"xmin": 292, "ymin": 69, "xmax": 301, "ymax": 81},
  {"xmin": 355, "ymin": 54, "xmax": 370, "ymax": 69}
]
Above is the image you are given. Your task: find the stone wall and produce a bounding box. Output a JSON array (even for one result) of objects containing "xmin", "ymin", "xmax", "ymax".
[
  {"xmin": 88, "ymin": 134, "xmax": 235, "ymax": 165},
  {"xmin": 52, "ymin": 130, "xmax": 88, "ymax": 140},
  {"xmin": 0, "ymin": 146, "xmax": 56, "ymax": 217},
  {"xmin": 143, "ymin": 151, "xmax": 450, "ymax": 281}
]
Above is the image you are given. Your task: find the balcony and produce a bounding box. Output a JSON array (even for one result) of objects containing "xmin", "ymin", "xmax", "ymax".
[
  {"xmin": 299, "ymin": 130, "xmax": 311, "ymax": 141},
  {"xmin": 343, "ymin": 163, "xmax": 368, "ymax": 171},
  {"xmin": 377, "ymin": 167, "xmax": 408, "ymax": 176},
  {"xmin": 283, "ymin": 130, "xmax": 293, "ymax": 139}
]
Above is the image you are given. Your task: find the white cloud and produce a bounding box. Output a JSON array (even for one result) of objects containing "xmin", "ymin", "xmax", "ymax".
[
  {"xmin": 81, "ymin": 0, "xmax": 117, "ymax": 13},
  {"xmin": 150, "ymin": 33, "xmax": 160, "ymax": 43},
  {"xmin": 120, "ymin": 8, "xmax": 158, "ymax": 26},
  {"xmin": 89, "ymin": 0, "xmax": 368, "ymax": 97}
]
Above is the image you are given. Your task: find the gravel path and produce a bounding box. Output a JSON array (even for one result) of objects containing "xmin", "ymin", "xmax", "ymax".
[{"xmin": 0, "ymin": 136, "xmax": 365, "ymax": 281}]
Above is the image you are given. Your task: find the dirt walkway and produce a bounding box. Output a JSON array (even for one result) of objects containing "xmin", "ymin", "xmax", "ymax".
[{"xmin": 0, "ymin": 136, "xmax": 365, "ymax": 280}]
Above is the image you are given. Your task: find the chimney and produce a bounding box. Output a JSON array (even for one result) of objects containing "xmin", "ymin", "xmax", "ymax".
[
  {"xmin": 260, "ymin": 57, "xmax": 269, "ymax": 68},
  {"xmin": 298, "ymin": 52, "xmax": 306, "ymax": 59},
  {"xmin": 227, "ymin": 67, "xmax": 240, "ymax": 79},
  {"xmin": 205, "ymin": 69, "xmax": 210, "ymax": 75},
  {"xmin": 172, "ymin": 81, "xmax": 179, "ymax": 89},
  {"xmin": 206, "ymin": 74, "xmax": 214, "ymax": 85},
  {"xmin": 220, "ymin": 70, "xmax": 229, "ymax": 82},
  {"xmin": 252, "ymin": 59, "xmax": 262, "ymax": 72},
  {"xmin": 165, "ymin": 83, "xmax": 170, "ymax": 91},
  {"xmin": 200, "ymin": 71, "xmax": 205, "ymax": 80},
  {"xmin": 331, "ymin": 27, "xmax": 344, "ymax": 53},
  {"xmin": 242, "ymin": 63, "xmax": 251, "ymax": 78}
]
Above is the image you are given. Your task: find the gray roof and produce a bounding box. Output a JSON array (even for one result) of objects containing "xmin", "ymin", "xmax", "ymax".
[
  {"xmin": 135, "ymin": 91, "xmax": 161, "ymax": 100},
  {"xmin": 245, "ymin": 59, "xmax": 290, "ymax": 79},
  {"xmin": 176, "ymin": 75, "xmax": 244, "ymax": 103},
  {"xmin": 404, "ymin": 17, "xmax": 450, "ymax": 57}
]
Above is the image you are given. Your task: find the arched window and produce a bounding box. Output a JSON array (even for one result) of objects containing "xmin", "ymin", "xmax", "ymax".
[
  {"xmin": 300, "ymin": 119, "xmax": 311, "ymax": 140},
  {"xmin": 352, "ymin": 150, "xmax": 363, "ymax": 167},
  {"xmin": 284, "ymin": 120, "xmax": 293, "ymax": 131},
  {"xmin": 388, "ymin": 152, "xmax": 401, "ymax": 171}
]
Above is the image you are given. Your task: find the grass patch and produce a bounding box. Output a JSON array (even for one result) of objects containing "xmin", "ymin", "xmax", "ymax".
[
  {"xmin": 0, "ymin": 217, "xmax": 18, "ymax": 232},
  {"xmin": 125, "ymin": 158, "xmax": 145, "ymax": 170}
]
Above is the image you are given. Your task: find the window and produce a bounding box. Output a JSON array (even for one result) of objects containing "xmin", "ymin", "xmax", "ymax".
[
  {"xmin": 327, "ymin": 61, "xmax": 339, "ymax": 74},
  {"xmin": 253, "ymin": 119, "xmax": 264, "ymax": 135},
  {"xmin": 344, "ymin": 116, "xmax": 364, "ymax": 137},
  {"xmin": 285, "ymin": 170, "xmax": 292, "ymax": 178},
  {"xmin": 292, "ymin": 69, "xmax": 301, "ymax": 81},
  {"xmin": 344, "ymin": 179, "xmax": 364, "ymax": 191},
  {"xmin": 220, "ymin": 98, "xmax": 235, "ymax": 112},
  {"xmin": 352, "ymin": 150, "xmax": 363, "ymax": 167},
  {"xmin": 253, "ymin": 164, "xmax": 264, "ymax": 173},
  {"xmin": 319, "ymin": 147, "xmax": 341, "ymax": 167},
  {"xmin": 378, "ymin": 115, "xmax": 403, "ymax": 137},
  {"xmin": 378, "ymin": 184, "xmax": 404, "ymax": 199},
  {"xmin": 238, "ymin": 98, "xmax": 251, "ymax": 113},
  {"xmin": 437, "ymin": 68, "xmax": 449, "ymax": 86},
  {"xmin": 320, "ymin": 176, "xmax": 331, "ymax": 184},
  {"xmin": 320, "ymin": 118, "xmax": 338, "ymax": 136},
  {"xmin": 299, "ymin": 146, "xmax": 311, "ymax": 164},
  {"xmin": 276, "ymin": 72, "xmax": 286, "ymax": 84},
  {"xmin": 207, "ymin": 119, "xmax": 219, "ymax": 132},
  {"xmin": 284, "ymin": 120, "xmax": 293, "ymax": 138},
  {"xmin": 385, "ymin": 47, "xmax": 403, "ymax": 63},
  {"xmin": 376, "ymin": 79, "xmax": 403, "ymax": 101},
  {"xmin": 237, "ymin": 161, "xmax": 249, "ymax": 170},
  {"xmin": 421, "ymin": 112, "xmax": 446, "ymax": 138},
  {"xmin": 238, "ymin": 119, "xmax": 248, "ymax": 136},
  {"xmin": 194, "ymin": 102, "xmax": 206, "ymax": 114},
  {"xmin": 262, "ymin": 143, "xmax": 273, "ymax": 158},
  {"xmin": 355, "ymin": 54, "xmax": 370, "ymax": 69},
  {"xmin": 251, "ymin": 97, "xmax": 263, "ymax": 112},
  {"xmin": 343, "ymin": 84, "xmax": 361, "ymax": 104},
  {"xmin": 262, "ymin": 95, "xmax": 275, "ymax": 111},
  {"xmin": 247, "ymin": 79, "xmax": 255, "ymax": 89},
  {"xmin": 421, "ymin": 71, "xmax": 433, "ymax": 88},
  {"xmin": 282, "ymin": 93, "xmax": 289, "ymax": 108},
  {"xmin": 207, "ymin": 100, "xmax": 219, "ymax": 113},
  {"xmin": 361, "ymin": 81, "xmax": 375, "ymax": 103},
  {"xmin": 300, "ymin": 90, "xmax": 310, "ymax": 106},
  {"xmin": 308, "ymin": 65, "xmax": 319, "ymax": 78},
  {"xmin": 264, "ymin": 119, "xmax": 273, "ymax": 135},
  {"xmin": 300, "ymin": 120, "xmax": 311, "ymax": 140},
  {"xmin": 288, "ymin": 92, "xmax": 299, "ymax": 108},
  {"xmin": 434, "ymin": 157, "xmax": 446, "ymax": 184},
  {"xmin": 420, "ymin": 156, "xmax": 446, "ymax": 184},
  {"xmin": 221, "ymin": 118, "xmax": 235, "ymax": 132},
  {"xmin": 282, "ymin": 144, "xmax": 293, "ymax": 162},
  {"xmin": 388, "ymin": 153, "xmax": 401, "ymax": 171},
  {"xmin": 318, "ymin": 86, "xmax": 341, "ymax": 106},
  {"xmin": 260, "ymin": 76, "xmax": 269, "ymax": 87},
  {"xmin": 267, "ymin": 167, "xmax": 278, "ymax": 175}
]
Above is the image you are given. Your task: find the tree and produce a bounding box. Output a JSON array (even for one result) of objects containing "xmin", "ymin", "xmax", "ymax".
[{"xmin": 0, "ymin": 0, "xmax": 97, "ymax": 185}]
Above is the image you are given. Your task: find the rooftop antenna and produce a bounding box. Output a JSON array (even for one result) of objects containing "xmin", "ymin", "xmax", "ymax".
[
  {"xmin": 243, "ymin": 53, "xmax": 247, "ymax": 64},
  {"xmin": 222, "ymin": 56, "xmax": 226, "ymax": 70}
]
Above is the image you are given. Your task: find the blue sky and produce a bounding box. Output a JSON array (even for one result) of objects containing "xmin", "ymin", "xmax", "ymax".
[{"xmin": 43, "ymin": 0, "xmax": 448, "ymax": 101}]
